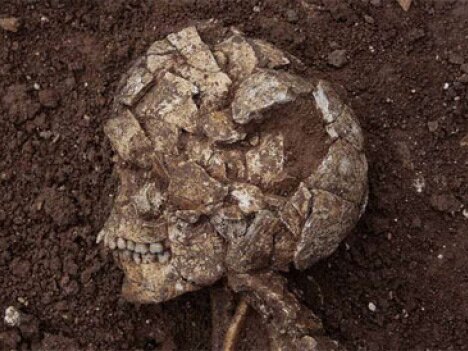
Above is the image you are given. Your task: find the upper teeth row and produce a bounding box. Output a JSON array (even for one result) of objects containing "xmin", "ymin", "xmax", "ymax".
[
  {"xmin": 104, "ymin": 236, "xmax": 170, "ymax": 265},
  {"xmin": 105, "ymin": 237, "xmax": 164, "ymax": 254}
]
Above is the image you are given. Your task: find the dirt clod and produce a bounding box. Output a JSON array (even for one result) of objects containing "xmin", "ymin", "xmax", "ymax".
[
  {"xmin": 430, "ymin": 193, "xmax": 462, "ymax": 213},
  {"xmin": 38, "ymin": 89, "xmax": 60, "ymax": 108}
]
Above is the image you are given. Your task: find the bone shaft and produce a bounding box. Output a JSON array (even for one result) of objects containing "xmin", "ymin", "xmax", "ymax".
[
  {"xmin": 210, "ymin": 286, "xmax": 235, "ymax": 351},
  {"xmin": 222, "ymin": 296, "xmax": 249, "ymax": 351}
]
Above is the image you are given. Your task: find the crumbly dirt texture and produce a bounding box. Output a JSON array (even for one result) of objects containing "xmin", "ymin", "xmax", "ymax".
[{"xmin": 0, "ymin": 1, "xmax": 467, "ymax": 351}]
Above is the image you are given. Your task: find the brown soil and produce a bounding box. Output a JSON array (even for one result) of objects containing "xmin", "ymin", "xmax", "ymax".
[
  {"xmin": 0, "ymin": 1, "xmax": 467, "ymax": 350},
  {"xmin": 262, "ymin": 96, "xmax": 331, "ymax": 195}
]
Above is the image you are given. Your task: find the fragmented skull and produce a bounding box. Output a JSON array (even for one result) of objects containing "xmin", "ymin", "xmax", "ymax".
[{"xmin": 98, "ymin": 25, "xmax": 368, "ymax": 304}]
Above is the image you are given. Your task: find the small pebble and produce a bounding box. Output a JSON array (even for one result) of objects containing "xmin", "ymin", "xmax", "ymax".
[
  {"xmin": 328, "ymin": 49, "xmax": 348, "ymax": 68},
  {"xmin": 368, "ymin": 302, "xmax": 377, "ymax": 312},
  {"xmin": 4, "ymin": 306, "xmax": 21, "ymax": 327},
  {"xmin": 364, "ymin": 15, "xmax": 375, "ymax": 24},
  {"xmin": 0, "ymin": 17, "xmax": 21, "ymax": 32},
  {"xmin": 427, "ymin": 120, "xmax": 438, "ymax": 132},
  {"xmin": 286, "ymin": 9, "xmax": 298, "ymax": 23}
]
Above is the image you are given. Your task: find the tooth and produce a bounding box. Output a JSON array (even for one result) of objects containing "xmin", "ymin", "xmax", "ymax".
[
  {"xmin": 142, "ymin": 254, "xmax": 156, "ymax": 264},
  {"xmin": 135, "ymin": 243, "xmax": 149, "ymax": 254},
  {"xmin": 149, "ymin": 242, "xmax": 163, "ymax": 254},
  {"xmin": 158, "ymin": 251, "xmax": 170, "ymax": 264},
  {"xmin": 104, "ymin": 235, "xmax": 109, "ymax": 247},
  {"xmin": 117, "ymin": 238, "xmax": 126, "ymax": 250},
  {"xmin": 108, "ymin": 239, "xmax": 117, "ymax": 250},
  {"xmin": 126, "ymin": 240, "xmax": 135, "ymax": 251},
  {"xmin": 133, "ymin": 253, "xmax": 142, "ymax": 264}
]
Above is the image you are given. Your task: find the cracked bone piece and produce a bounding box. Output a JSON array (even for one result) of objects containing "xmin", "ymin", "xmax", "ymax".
[
  {"xmin": 246, "ymin": 133, "xmax": 285, "ymax": 186},
  {"xmin": 145, "ymin": 39, "xmax": 179, "ymax": 73},
  {"xmin": 250, "ymin": 39, "xmax": 290, "ymax": 69},
  {"xmin": 171, "ymin": 221, "xmax": 225, "ymax": 286},
  {"xmin": 307, "ymin": 139, "xmax": 368, "ymax": 204},
  {"xmin": 215, "ymin": 34, "xmax": 258, "ymax": 82},
  {"xmin": 144, "ymin": 117, "xmax": 180, "ymax": 155},
  {"xmin": 184, "ymin": 139, "xmax": 227, "ymax": 180},
  {"xmin": 313, "ymin": 80, "xmax": 345, "ymax": 124},
  {"xmin": 103, "ymin": 109, "xmax": 153, "ymax": 165},
  {"xmin": 202, "ymin": 110, "xmax": 246, "ymax": 143},
  {"xmin": 271, "ymin": 225, "xmax": 296, "ymax": 270},
  {"xmin": 294, "ymin": 189, "xmax": 360, "ymax": 269},
  {"xmin": 167, "ymin": 160, "xmax": 228, "ymax": 211},
  {"xmin": 213, "ymin": 50, "xmax": 227, "ymax": 68},
  {"xmin": 131, "ymin": 182, "xmax": 165, "ymax": 217},
  {"xmin": 146, "ymin": 53, "xmax": 178, "ymax": 74},
  {"xmin": 174, "ymin": 209, "xmax": 201, "ymax": 224},
  {"xmin": 231, "ymin": 183, "xmax": 265, "ymax": 214},
  {"xmin": 232, "ymin": 70, "xmax": 312, "ymax": 124},
  {"xmin": 325, "ymin": 105, "xmax": 364, "ymax": 151},
  {"xmin": 210, "ymin": 205, "xmax": 247, "ymax": 240},
  {"xmin": 175, "ymin": 64, "xmax": 232, "ymax": 112},
  {"xmin": 147, "ymin": 39, "xmax": 176, "ymax": 55},
  {"xmin": 167, "ymin": 26, "xmax": 220, "ymax": 72},
  {"xmin": 119, "ymin": 59, "xmax": 154, "ymax": 106},
  {"xmin": 184, "ymin": 136, "xmax": 214, "ymax": 165},
  {"xmin": 226, "ymin": 210, "xmax": 278, "ymax": 273},
  {"xmin": 121, "ymin": 263, "xmax": 197, "ymax": 304},
  {"xmin": 135, "ymin": 72, "xmax": 199, "ymax": 133},
  {"xmin": 205, "ymin": 150, "xmax": 227, "ymax": 181},
  {"xmin": 99, "ymin": 207, "xmax": 168, "ymax": 245},
  {"xmin": 223, "ymin": 149, "xmax": 246, "ymax": 180},
  {"xmin": 279, "ymin": 183, "xmax": 312, "ymax": 237}
]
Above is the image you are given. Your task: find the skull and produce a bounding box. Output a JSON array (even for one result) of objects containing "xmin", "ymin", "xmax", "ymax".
[{"xmin": 98, "ymin": 24, "xmax": 368, "ymax": 304}]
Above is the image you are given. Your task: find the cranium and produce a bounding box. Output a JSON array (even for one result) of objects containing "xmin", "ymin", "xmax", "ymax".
[{"xmin": 98, "ymin": 24, "xmax": 367, "ymax": 350}]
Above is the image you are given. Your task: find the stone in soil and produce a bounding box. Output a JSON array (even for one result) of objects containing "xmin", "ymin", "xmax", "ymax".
[
  {"xmin": 0, "ymin": 17, "xmax": 20, "ymax": 32},
  {"xmin": 328, "ymin": 49, "xmax": 348, "ymax": 68},
  {"xmin": 4, "ymin": 306, "xmax": 22, "ymax": 327}
]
